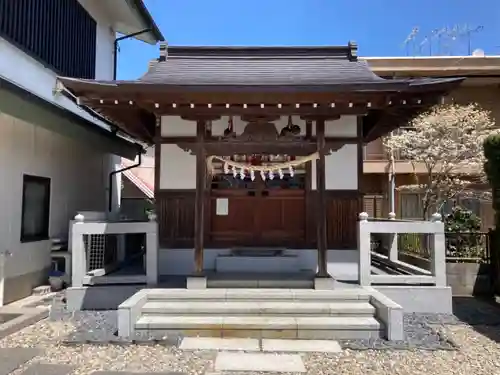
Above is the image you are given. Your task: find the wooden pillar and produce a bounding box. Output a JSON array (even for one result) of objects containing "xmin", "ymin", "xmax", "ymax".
[
  {"xmin": 316, "ymin": 118, "xmax": 328, "ymax": 277},
  {"xmin": 194, "ymin": 120, "xmax": 206, "ymax": 274}
]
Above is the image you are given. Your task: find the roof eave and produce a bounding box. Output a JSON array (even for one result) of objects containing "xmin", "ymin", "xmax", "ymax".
[
  {"xmin": 0, "ymin": 76, "xmax": 144, "ymax": 160},
  {"xmin": 126, "ymin": 0, "xmax": 165, "ymax": 44},
  {"xmin": 56, "ymin": 76, "xmax": 465, "ymax": 95}
]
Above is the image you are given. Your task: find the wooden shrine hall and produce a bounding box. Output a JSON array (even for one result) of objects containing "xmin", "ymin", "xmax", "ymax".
[{"xmin": 56, "ymin": 42, "xmax": 463, "ymax": 281}]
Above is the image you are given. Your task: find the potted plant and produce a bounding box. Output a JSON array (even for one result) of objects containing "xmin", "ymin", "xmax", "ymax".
[{"xmin": 48, "ymin": 270, "xmax": 65, "ymax": 291}]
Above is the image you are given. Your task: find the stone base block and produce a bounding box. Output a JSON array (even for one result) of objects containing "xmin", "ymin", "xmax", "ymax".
[
  {"xmin": 215, "ymin": 255, "xmax": 300, "ymax": 273},
  {"xmin": 314, "ymin": 277, "xmax": 336, "ymax": 290},
  {"xmin": 187, "ymin": 276, "xmax": 207, "ymax": 289}
]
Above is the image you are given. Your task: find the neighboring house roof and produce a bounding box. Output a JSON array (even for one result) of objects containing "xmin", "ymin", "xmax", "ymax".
[
  {"xmin": 122, "ymin": 167, "xmax": 154, "ymax": 199},
  {"xmin": 108, "ymin": 0, "xmax": 164, "ymax": 44},
  {"xmin": 121, "ymin": 155, "xmax": 155, "ymax": 198},
  {"xmin": 365, "ymin": 55, "xmax": 500, "ymax": 78}
]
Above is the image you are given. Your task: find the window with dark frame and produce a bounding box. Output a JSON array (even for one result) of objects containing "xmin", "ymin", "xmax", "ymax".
[{"xmin": 21, "ymin": 175, "xmax": 51, "ymax": 242}]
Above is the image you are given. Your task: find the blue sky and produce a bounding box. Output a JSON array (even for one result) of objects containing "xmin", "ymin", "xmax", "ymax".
[{"xmin": 117, "ymin": 0, "xmax": 499, "ymax": 79}]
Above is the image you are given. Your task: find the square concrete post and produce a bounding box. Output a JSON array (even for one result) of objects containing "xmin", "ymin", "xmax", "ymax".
[
  {"xmin": 387, "ymin": 212, "xmax": 398, "ymax": 261},
  {"xmin": 357, "ymin": 212, "xmax": 371, "ymax": 286},
  {"xmin": 388, "ymin": 234, "xmax": 398, "ymax": 261},
  {"xmin": 71, "ymin": 216, "xmax": 86, "ymax": 287},
  {"xmin": 145, "ymin": 220, "xmax": 158, "ymax": 286},
  {"xmin": 430, "ymin": 213, "xmax": 446, "ymax": 287}
]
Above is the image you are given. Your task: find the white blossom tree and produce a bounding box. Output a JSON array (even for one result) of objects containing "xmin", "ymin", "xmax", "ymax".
[{"xmin": 384, "ymin": 103, "xmax": 497, "ymax": 219}]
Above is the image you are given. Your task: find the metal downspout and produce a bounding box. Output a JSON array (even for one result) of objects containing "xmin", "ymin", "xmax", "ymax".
[
  {"xmin": 109, "ymin": 29, "xmax": 150, "ymax": 211},
  {"xmin": 113, "ymin": 29, "xmax": 152, "ymax": 80},
  {"xmin": 109, "ymin": 152, "xmax": 142, "ymax": 213}
]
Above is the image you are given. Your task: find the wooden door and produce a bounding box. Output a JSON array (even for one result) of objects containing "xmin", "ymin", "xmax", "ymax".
[
  {"xmin": 210, "ymin": 190, "xmax": 259, "ymax": 246},
  {"xmin": 254, "ymin": 189, "xmax": 305, "ymax": 246},
  {"xmin": 209, "ymin": 189, "xmax": 305, "ymax": 247}
]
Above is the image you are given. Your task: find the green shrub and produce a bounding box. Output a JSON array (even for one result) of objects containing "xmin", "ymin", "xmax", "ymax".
[{"xmin": 444, "ymin": 206, "xmax": 484, "ymax": 258}]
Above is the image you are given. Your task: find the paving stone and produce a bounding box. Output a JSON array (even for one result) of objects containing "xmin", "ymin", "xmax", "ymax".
[
  {"xmin": 0, "ymin": 348, "xmax": 41, "ymax": 375},
  {"xmin": 214, "ymin": 352, "xmax": 306, "ymax": 372},
  {"xmin": 19, "ymin": 364, "xmax": 74, "ymax": 375},
  {"xmin": 179, "ymin": 337, "xmax": 260, "ymax": 351},
  {"xmin": 262, "ymin": 338, "xmax": 342, "ymax": 353}
]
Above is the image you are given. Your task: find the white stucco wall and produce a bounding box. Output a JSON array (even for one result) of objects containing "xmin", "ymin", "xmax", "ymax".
[
  {"xmin": 159, "ymin": 115, "xmax": 359, "ymax": 191},
  {"xmin": 159, "ymin": 144, "xmax": 197, "ymax": 189},
  {"xmin": 0, "ymin": 113, "xmax": 112, "ymax": 281},
  {"xmin": 77, "ymin": 0, "xmax": 115, "ymax": 81},
  {"xmin": 0, "ymin": 2, "xmax": 121, "ymax": 301},
  {"xmin": 0, "ymin": 5, "xmax": 114, "ymax": 130}
]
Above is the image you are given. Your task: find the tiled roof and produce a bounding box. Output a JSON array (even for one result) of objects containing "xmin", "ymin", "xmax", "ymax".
[{"xmin": 139, "ymin": 45, "xmax": 386, "ymax": 87}]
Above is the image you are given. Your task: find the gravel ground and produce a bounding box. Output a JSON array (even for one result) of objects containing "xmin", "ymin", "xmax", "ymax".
[{"xmin": 1, "ymin": 297, "xmax": 500, "ymax": 374}]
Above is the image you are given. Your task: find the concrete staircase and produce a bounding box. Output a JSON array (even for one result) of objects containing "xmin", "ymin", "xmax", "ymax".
[{"xmin": 120, "ymin": 288, "xmax": 394, "ymax": 340}]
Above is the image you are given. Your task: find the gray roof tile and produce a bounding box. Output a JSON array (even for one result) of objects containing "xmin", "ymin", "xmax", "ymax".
[{"xmin": 139, "ymin": 46, "xmax": 384, "ymax": 86}]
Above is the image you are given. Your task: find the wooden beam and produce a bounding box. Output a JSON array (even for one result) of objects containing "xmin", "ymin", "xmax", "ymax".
[
  {"xmin": 178, "ymin": 141, "xmax": 347, "ymax": 156},
  {"xmin": 300, "ymin": 115, "xmax": 341, "ymax": 122},
  {"xmin": 316, "ymin": 118, "xmax": 328, "ymax": 277},
  {"xmin": 305, "ymin": 120, "xmax": 314, "ymax": 245},
  {"xmin": 160, "ymin": 136, "xmax": 359, "ymax": 144},
  {"xmin": 153, "ymin": 104, "xmax": 369, "ymax": 117},
  {"xmin": 194, "ymin": 120, "xmax": 206, "ymax": 274},
  {"xmin": 154, "ymin": 116, "xmax": 161, "ymax": 237},
  {"xmin": 181, "ymin": 115, "xmax": 221, "ymax": 122}
]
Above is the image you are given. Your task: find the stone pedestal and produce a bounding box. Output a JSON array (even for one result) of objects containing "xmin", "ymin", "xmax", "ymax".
[
  {"xmin": 314, "ymin": 276, "xmax": 336, "ymax": 290},
  {"xmin": 187, "ymin": 276, "xmax": 207, "ymax": 289}
]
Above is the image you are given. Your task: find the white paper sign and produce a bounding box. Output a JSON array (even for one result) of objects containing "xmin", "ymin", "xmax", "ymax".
[{"xmin": 216, "ymin": 198, "xmax": 229, "ymax": 216}]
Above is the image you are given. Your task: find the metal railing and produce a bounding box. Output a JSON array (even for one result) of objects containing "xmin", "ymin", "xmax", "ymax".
[{"xmin": 393, "ymin": 231, "xmax": 490, "ymax": 263}]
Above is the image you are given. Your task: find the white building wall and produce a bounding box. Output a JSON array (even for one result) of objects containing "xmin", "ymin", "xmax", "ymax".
[
  {"xmin": 158, "ymin": 115, "xmax": 360, "ymax": 279},
  {"xmin": 0, "ymin": 2, "xmax": 122, "ymax": 302},
  {"xmin": 160, "ymin": 115, "xmax": 359, "ymax": 191},
  {"xmin": 77, "ymin": 0, "xmax": 115, "ymax": 80},
  {"xmin": 0, "ymin": 1, "xmax": 123, "ymax": 214},
  {"xmin": 0, "ymin": 2, "xmax": 115, "ymax": 127},
  {"xmin": 0, "ymin": 113, "xmax": 112, "ymax": 302}
]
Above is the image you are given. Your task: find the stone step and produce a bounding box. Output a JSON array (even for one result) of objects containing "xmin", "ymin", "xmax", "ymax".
[
  {"xmin": 207, "ymin": 272, "xmax": 314, "ymax": 289},
  {"xmin": 135, "ymin": 315, "xmax": 383, "ymax": 340},
  {"xmin": 141, "ymin": 301, "xmax": 376, "ymax": 316},
  {"xmin": 146, "ymin": 288, "xmax": 371, "ymax": 302}
]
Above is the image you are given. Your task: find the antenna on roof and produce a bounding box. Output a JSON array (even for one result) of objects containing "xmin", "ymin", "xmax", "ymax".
[
  {"xmin": 431, "ymin": 27, "xmax": 447, "ymax": 55},
  {"xmin": 419, "ymin": 35, "xmax": 431, "ymax": 56},
  {"xmin": 402, "ymin": 27, "xmax": 419, "ymax": 56},
  {"xmin": 400, "ymin": 24, "xmax": 484, "ymax": 56},
  {"xmin": 460, "ymin": 24, "xmax": 484, "ymax": 55}
]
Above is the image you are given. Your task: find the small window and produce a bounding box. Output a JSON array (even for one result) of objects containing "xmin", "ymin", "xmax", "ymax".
[{"xmin": 21, "ymin": 175, "xmax": 51, "ymax": 242}]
